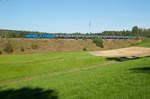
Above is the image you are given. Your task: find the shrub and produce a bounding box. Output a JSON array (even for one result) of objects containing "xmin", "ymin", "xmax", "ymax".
[
  {"xmin": 82, "ymin": 38, "xmax": 85, "ymax": 40},
  {"xmin": 82, "ymin": 47, "xmax": 87, "ymax": 51},
  {"xmin": 32, "ymin": 44, "xmax": 38, "ymax": 49},
  {"xmin": 75, "ymin": 38, "xmax": 78, "ymax": 40},
  {"xmin": 3, "ymin": 43, "xmax": 14, "ymax": 53},
  {"xmin": 0, "ymin": 50, "xmax": 2, "ymax": 54},
  {"xmin": 92, "ymin": 38, "xmax": 104, "ymax": 48},
  {"xmin": 20, "ymin": 47, "xmax": 24, "ymax": 52}
]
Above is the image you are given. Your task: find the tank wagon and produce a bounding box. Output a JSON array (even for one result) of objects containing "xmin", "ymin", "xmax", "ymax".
[{"xmin": 26, "ymin": 34, "xmax": 143, "ymax": 39}]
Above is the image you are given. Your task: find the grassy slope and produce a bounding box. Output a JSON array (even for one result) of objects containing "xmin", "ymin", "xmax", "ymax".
[
  {"xmin": 0, "ymin": 39, "xmax": 141, "ymax": 54},
  {"xmin": 1, "ymin": 57, "xmax": 150, "ymax": 99},
  {"xmin": 136, "ymin": 39, "xmax": 150, "ymax": 47},
  {"xmin": 0, "ymin": 52, "xmax": 106, "ymax": 83},
  {"xmin": 0, "ymin": 40, "xmax": 150, "ymax": 99}
]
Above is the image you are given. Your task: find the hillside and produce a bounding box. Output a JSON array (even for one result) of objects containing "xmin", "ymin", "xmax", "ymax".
[
  {"xmin": 0, "ymin": 39, "xmax": 150, "ymax": 99},
  {"xmin": 136, "ymin": 39, "xmax": 150, "ymax": 48},
  {"xmin": 0, "ymin": 38, "xmax": 141, "ymax": 54},
  {"xmin": 0, "ymin": 51, "xmax": 150, "ymax": 99}
]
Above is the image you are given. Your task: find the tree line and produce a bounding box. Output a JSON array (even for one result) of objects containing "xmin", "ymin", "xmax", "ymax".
[
  {"xmin": 97, "ymin": 26, "xmax": 150, "ymax": 37},
  {"xmin": 0, "ymin": 26, "xmax": 150, "ymax": 38}
]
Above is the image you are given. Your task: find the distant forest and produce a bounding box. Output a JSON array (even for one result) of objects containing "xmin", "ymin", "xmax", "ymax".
[{"xmin": 0, "ymin": 26, "xmax": 150, "ymax": 38}]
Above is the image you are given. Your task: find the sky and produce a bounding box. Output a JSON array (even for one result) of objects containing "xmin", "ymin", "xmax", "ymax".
[{"xmin": 0, "ymin": 0, "xmax": 150, "ymax": 33}]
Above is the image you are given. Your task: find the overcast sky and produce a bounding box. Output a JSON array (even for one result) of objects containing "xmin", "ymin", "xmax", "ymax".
[{"xmin": 0, "ymin": 0, "xmax": 150, "ymax": 33}]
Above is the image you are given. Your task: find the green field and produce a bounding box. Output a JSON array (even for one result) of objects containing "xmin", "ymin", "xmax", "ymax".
[
  {"xmin": 0, "ymin": 40, "xmax": 150, "ymax": 99},
  {"xmin": 0, "ymin": 52, "xmax": 107, "ymax": 83},
  {"xmin": 136, "ymin": 39, "xmax": 150, "ymax": 47},
  {"xmin": 0, "ymin": 56, "xmax": 150, "ymax": 99}
]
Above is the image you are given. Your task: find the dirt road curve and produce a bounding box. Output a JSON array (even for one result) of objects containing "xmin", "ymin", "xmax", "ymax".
[{"xmin": 89, "ymin": 47, "xmax": 150, "ymax": 57}]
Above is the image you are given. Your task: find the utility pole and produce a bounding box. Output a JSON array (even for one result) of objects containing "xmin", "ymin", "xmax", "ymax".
[{"xmin": 89, "ymin": 20, "xmax": 92, "ymax": 34}]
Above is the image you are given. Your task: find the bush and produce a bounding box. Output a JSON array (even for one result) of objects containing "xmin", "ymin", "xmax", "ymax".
[
  {"xmin": 82, "ymin": 38, "xmax": 86, "ymax": 40},
  {"xmin": 82, "ymin": 48, "xmax": 87, "ymax": 51},
  {"xmin": 20, "ymin": 47, "xmax": 24, "ymax": 52},
  {"xmin": 3, "ymin": 43, "xmax": 14, "ymax": 53},
  {"xmin": 0, "ymin": 50, "xmax": 2, "ymax": 54},
  {"xmin": 75, "ymin": 38, "xmax": 78, "ymax": 40},
  {"xmin": 32, "ymin": 44, "xmax": 38, "ymax": 49},
  {"xmin": 92, "ymin": 38, "xmax": 104, "ymax": 48}
]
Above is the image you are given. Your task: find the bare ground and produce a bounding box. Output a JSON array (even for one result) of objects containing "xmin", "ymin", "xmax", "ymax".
[{"xmin": 89, "ymin": 47, "xmax": 150, "ymax": 57}]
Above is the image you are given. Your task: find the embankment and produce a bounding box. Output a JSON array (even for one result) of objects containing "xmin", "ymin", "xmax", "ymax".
[{"xmin": 0, "ymin": 38, "xmax": 141, "ymax": 54}]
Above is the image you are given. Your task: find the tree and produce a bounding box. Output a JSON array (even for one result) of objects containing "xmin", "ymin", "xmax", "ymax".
[
  {"xmin": 0, "ymin": 30, "xmax": 8, "ymax": 38},
  {"xmin": 132, "ymin": 26, "xmax": 139, "ymax": 34}
]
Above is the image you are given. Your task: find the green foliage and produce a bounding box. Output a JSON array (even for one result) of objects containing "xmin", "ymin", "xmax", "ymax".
[
  {"xmin": 72, "ymin": 32, "xmax": 81, "ymax": 35},
  {"xmin": 82, "ymin": 38, "xmax": 86, "ymax": 40},
  {"xmin": 82, "ymin": 47, "xmax": 87, "ymax": 51},
  {"xmin": 0, "ymin": 50, "xmax": 2, "ymax": 55},
  {"xmin": 20, "ymin": 47, "xmax": 24, "ymax": 52},
  {"xmin": 92, "ymin": 38, "xmax": 104, "ymax": 48},
  {"xmin": 3, "ymin": 43, "xmax": 14, "ymax": 53},
  {"xmin": 75, "ymin": 38, "xmax": 78, "ymax": 40},
  {"xmin": 31, "ymin": 44, "xmax": 38, "ymax": 49},
  {"xmin": 132, "ymin": 26, "xmax": 139, "ymax": 34}
]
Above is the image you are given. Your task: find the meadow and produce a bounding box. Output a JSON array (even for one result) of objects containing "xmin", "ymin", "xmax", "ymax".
[
  {"xmin": 0, "ymin": 52, "xmax": 107, "ymax": 83},
  {"xmin": 0, "ymin": 56, "xmax": 150, "ymax": 99},
  {"xmin": 136, "ymin": 39, "xmax": 150, "ymax": 47},
  {"xmin": 0, "ymin": 40, "xmax": 150, "ymax": 99}
]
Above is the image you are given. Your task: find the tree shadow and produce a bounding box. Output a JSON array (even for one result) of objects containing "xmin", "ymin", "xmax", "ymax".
[
  {"xmin": 130, "ymin": 67, "xmax": 150, "ymax": 74},
  {"xmin": 107, "ymin": 56, "xmax": 150, "ymax": 62},
  {"xmin": 0, "ymin": 87, "xmax": 58, "ymax": 99}
]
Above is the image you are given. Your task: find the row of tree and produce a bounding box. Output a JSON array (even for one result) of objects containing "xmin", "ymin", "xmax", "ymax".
[
  {"xmin": 0, "ymin": 26, "xmax": 150, "ymax": 38},
  {"xmin": 97, "ymin": 26, "xmax": 150, "ymax": 37}
]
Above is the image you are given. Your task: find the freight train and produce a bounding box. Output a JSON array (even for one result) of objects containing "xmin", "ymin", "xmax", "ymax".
[{"xmin": 26, "ymin": 34, "xmax": 144, "ymax": 39}]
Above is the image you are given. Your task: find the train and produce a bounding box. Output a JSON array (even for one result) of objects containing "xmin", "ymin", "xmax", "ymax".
[{"xmin": 26, "ymin": 34, "xmax": 144, "ymax": 39}]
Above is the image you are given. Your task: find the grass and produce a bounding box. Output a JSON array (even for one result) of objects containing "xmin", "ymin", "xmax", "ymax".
[
  {"xmin": 1, "ymin": 40, "xmax": 150, "ymax": 99},
  {"xmin": 0, "ymin": 52, "xmax": 106, "ymax": 83},
  {"xmin": 136, "ymin": 39, "xmax": 150, "ymax": 47},
  {"xmin": 0, "ymin": 56, "xmax": 150, "ymax": 98}
]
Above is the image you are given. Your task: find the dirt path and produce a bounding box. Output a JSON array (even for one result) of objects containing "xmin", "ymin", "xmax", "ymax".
[
  {"xmin": 0, "ymin": 61, "xmax": 115, "ymax": 87},
  {"xmin": 89, "ymin": 47, "xmax": 150, "ymax": 58}
]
